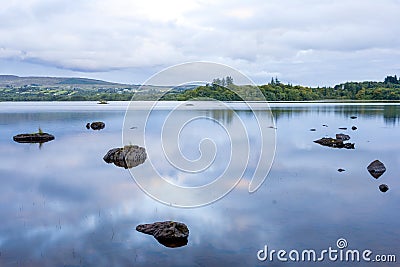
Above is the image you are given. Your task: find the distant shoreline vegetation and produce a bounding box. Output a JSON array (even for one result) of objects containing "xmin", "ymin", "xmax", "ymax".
[{"xmin": 0, "ymin": 75, "xmax": 400, "ymax": 101}]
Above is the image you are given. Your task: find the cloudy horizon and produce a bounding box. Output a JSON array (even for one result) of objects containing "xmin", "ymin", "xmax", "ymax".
[{"xmin": 0, "ymin": 0, "xmax": 399, "ymax": 87}]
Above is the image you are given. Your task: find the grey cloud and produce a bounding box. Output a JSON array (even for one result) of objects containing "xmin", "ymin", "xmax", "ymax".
[{"xmin": 0, "ymin": 0, "xmax": 399, "ymax": 85}]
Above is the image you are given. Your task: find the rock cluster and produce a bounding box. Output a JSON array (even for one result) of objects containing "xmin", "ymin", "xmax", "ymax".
[
  {"xmin": 314, "ymin": 136, "xmax": 355, "ymax": 149},
  {"xmin": 86, "ymin": 121, "xmax": 105, "ymax": 130}
]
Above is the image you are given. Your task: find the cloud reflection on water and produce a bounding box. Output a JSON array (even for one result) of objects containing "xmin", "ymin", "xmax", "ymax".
[{"xmin": 0, "ymin": 102, "xmax": 399, "ymax": 266}]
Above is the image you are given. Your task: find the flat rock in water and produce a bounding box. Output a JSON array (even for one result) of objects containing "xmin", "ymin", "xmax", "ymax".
[
  {"xmin": 379, "ymin": 184, "xmax": 389, "ymax": 192},
  {"xmin": 310, "ymin": 128, "xmax": 316, "ymax": 131},
  {"xmin": 337, "ymin": 168, "xmax": 346, "ymax": 172},
  {"xmin": 136, "ymin": 221, "xmax": 189, "ymax": 248},
  {"xmin": 338, "ymin": 127, "xmax": 347, "ymax": 130},
  {"xmin": 350, "ymin": 116, "xmax": 357, "ymax": 119},
  {"xmin": 314, "ymin": 137, "xmax": 355, "ymax": 149},
  {"xmin": 367, "ymin": 160, "xmax": 386, "ymax": 179},
  {"xmin": 13, "ymin": 133, "xmax": 55, "ymax": 143},
  {"xmin": 351, "ymin": 126, "xmax": 357, "ymax": 130},
  {"xmin": 103, "ymin": 145, "xmax": 147, "ymax": 169}
]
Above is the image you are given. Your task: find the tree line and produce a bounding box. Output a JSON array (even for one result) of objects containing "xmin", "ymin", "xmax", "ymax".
[
  {"xmin": 1, "ymin": 75, "xmax": 400, "ymax": 101},
  {"xmin": 162, "ymin": 75, "xmax": 400, "ymax": 101}
]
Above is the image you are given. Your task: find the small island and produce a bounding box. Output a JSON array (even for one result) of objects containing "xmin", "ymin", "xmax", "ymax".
[{"xmin": 13, "ymin": 129, "xmax": 55, "ymax": 144}]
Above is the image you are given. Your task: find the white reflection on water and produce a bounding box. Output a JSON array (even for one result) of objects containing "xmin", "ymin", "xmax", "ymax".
[{"xmin": 0, "ymin": 102, "xmax": 399, "ymax": 266}]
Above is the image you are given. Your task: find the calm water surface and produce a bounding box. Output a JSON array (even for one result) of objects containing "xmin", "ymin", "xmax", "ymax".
[{"xmin": 0, "ymin": 101, "xmax": 399, "ymax": 267}]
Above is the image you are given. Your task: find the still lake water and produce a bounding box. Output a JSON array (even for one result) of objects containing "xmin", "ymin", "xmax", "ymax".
[{"xmin": 0, "ymin": 101, "xmax": 399, "ymax": 267}]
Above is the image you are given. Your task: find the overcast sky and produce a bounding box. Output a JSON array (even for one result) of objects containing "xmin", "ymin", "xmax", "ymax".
[{"xmin": 0, "ymin": 0, "xmax": 399, "ymax": 86}]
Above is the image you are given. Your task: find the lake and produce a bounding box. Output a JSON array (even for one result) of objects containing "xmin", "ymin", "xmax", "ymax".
[{"xmin": 0, "ymin": 101, "xmax": 399, "ymax": 266}]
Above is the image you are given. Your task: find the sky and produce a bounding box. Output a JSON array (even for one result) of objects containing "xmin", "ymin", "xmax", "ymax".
[{"xmin": 0, "ymin": 0, "xmax": 399, "ymax": 86}]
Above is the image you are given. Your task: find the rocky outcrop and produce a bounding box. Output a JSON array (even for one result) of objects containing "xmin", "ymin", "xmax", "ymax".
[
  {"xmin": 367, "ymin": 160, "xmax": 386, "ymax": 179},
  {"xmin": 336, "ymin": 133, "xmax": 350, "ymax": 141},
  {"xmin": 314, "ymin": 137, "xmax": 355, "ymax": 149},
  {"xmin": 136, "ymin": 221, "xmax": 189, "ymax": 248},
  {"xmin": 13, "ymin": 133, "xmax": 55, "ymax": 143},
  {"xmin": 87, "ymin": 121, "xmax": 105, "ymax": 130},
  {"xmin": 103, "ymin": 145, "xmax": 147, "ymax": 169}
]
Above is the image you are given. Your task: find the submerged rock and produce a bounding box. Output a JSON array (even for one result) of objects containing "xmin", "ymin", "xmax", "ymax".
[
  {"xmin": 136, "ymin": 221, "xmax": 189, "ymax": 248},
  {"xmin": 88, "ymin": 121, "xmax": 105, "ymax": 130},
  {"xmin": 367, "ymin": 160, "xmax": 386, "ymax": 179},
  {"xmin": 13, "ymin": 133, "xmax": 55, "ymax": 144},
  {"xmin": 314, "ymin": 137, "xmax": 355, "ymax": 149},
  {"xmin": 379, "ymin": 184, "xmax": 389, "ymax": 193},
  {"xmin": 103, "ymin": 145, "xmax": 147, "ymax": 169}
]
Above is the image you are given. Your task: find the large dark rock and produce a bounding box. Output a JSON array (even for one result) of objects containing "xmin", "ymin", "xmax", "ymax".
[
  {"xmin": 88, "ymin": 121, "xmax": 105, "ymax": 130},
  {"xmin": 314, "ymin": 137, "xmax": 354, "ymax": 149},
  {"xmin": 367, "ymin": 160, "xmax": 386, "ymax": 179},
  {"xmin": 350, "ymin": 116, "xmax": 357, "ymax": 119},
  {"xmin": 13, "ymin": 133, "xmax": 55, "ymax": 144},
  {"xmin": 136, "ymin": 221, "xmax": 189, "ymax": 248},
  {"xmin": 103, "ymin": 145, "xmax": 147, "ymax": 169}
]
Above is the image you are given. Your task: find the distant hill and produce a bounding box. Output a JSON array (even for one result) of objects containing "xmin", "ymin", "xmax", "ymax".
[{"xmin": 0, "ymin": 75, "xmax": 126, "ymax": 87}]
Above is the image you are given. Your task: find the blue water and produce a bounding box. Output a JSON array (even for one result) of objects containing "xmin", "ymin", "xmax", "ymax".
[{"xmin": 0, "ymin": 101, "xmax": 399, "ymax": 266}]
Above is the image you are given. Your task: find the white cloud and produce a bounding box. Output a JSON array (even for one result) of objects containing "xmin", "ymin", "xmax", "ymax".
[{"xmin": 0, "ymin": 0, "xmax": 399, "ymax": 85}]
